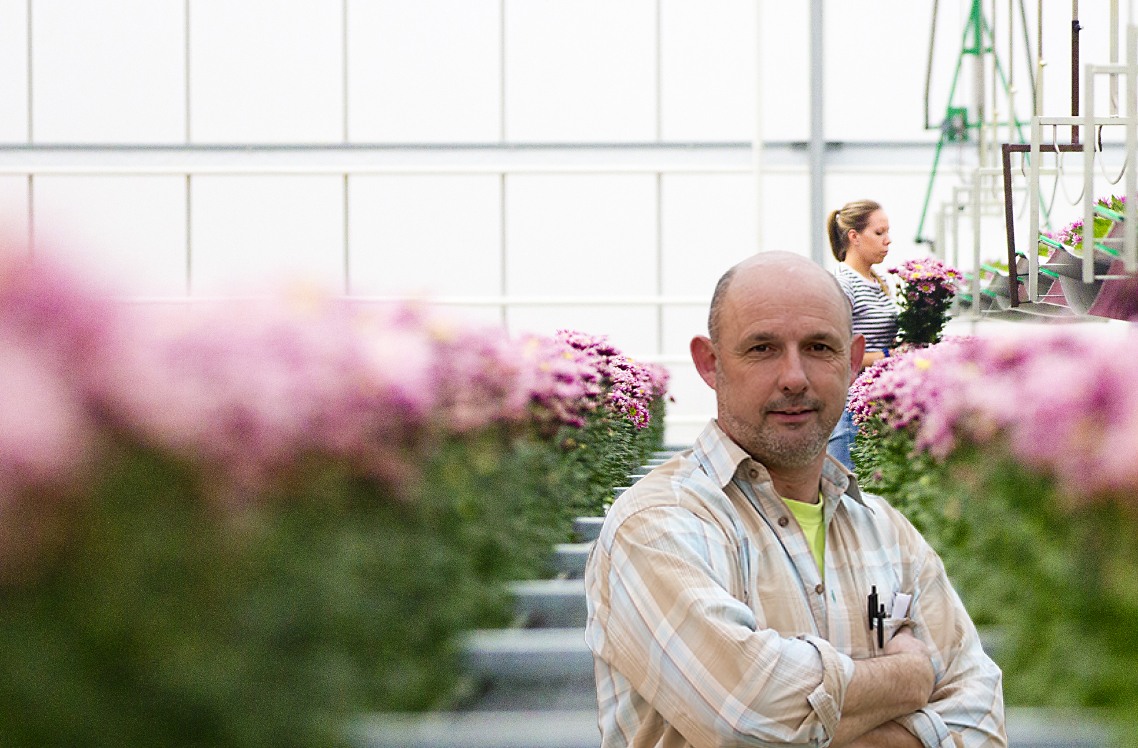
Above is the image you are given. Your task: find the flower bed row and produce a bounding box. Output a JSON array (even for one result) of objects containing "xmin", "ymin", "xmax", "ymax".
[
  {"xmin": 0, "ymin": 246, "xmax": 667, "ymax": 748},
  {"xmin": 849, "ymin": 334, "xmax": 1138, "ymax": 739}
]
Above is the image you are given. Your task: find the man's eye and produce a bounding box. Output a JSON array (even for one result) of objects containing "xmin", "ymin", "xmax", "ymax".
[{"xmin": 750, "ymin": 344, "xmax": 770, "ymax": 353}]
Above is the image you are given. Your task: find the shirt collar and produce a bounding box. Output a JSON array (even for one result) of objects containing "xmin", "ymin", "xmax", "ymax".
[{"xmin": 693, "ymin": 419, "xmax": 867, "ymax": 508}]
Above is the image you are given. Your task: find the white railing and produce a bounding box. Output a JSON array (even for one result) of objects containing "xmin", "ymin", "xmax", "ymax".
[{"xmin": 1024, "ymin": 27, "xmax": 1138, "ymax": 299}]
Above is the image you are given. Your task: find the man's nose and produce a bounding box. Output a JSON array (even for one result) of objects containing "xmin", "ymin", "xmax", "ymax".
[{"xmin": 778, "ymin": 349, "xmax": 809, "ymax": 393}]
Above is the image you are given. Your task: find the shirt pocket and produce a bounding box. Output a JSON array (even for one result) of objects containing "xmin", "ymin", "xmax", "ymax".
[{"xmin": 860, "ymin": 566, "xmax": 908, "ymax": 656}]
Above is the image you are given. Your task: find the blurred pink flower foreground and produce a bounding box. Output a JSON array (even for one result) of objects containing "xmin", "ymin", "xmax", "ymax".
[
  {"xmin": 0, "ymin": 245, "xmax": 665, "ymax": 514},
  {"xmin": 850, "ymin": 331, "xmax": 1138, "ymax": 506}
]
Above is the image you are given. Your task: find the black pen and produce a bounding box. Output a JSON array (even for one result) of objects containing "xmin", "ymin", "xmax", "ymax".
[{"xmin": 867, "ymin": 585, "xmax": 886, "ymax": 649}]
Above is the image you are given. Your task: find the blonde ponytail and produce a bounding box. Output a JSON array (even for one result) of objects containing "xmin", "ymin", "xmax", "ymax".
[{"xmin": 828, "ymin": 200, "xmax": 882, "ymax": 263}]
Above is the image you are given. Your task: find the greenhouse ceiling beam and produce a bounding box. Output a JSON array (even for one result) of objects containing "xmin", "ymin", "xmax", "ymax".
[
  {"xmin": 5, "ymin": 141, "xmax": 1125, "ymax": 175},
  {"xmin": 809, "ymin": 0, "xmax": 825, "ymax": 265}
]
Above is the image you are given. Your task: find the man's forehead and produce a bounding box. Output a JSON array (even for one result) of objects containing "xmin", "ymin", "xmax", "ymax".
[
  {"xmin": 724, "ymin": 285, "xmax": 845, "ymax": 327},
  {"xmin": 721, "ymin": 260, "xmax": 850, "ymax": 337}
]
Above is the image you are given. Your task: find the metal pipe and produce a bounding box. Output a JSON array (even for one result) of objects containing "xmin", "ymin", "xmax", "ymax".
[
  {"xmin": 1072, "ymin": 1, "xmax": 1080, "ymax": 143},
  {"xmin": 185, "ymin": 0, "xmax": 191, "ymax": 142},
  {"xmin": 1002, "ymin": 143, "xmax": 1019, "ymax": 305},
  {"xmin": 122, "ymin": 295, "xmax": 714, "ymax": 307},
  {"xmin": 1111, "ymin": 0, "xmax": 1120, "ymax": 116},
  {"xmin": 0, "ymin": 163, "xmax": 956, "ymax": 177},
  {"xmin": 809, "ymin": 0, "xmax": 824, "ymax": 264},
  {"xmin": 655, "ymin": 0, "xmax": 662, "ymax": 142},
  {"xmin": 655, "ymin": 172, "xmax": 663, "ymax": 354},
  {"xmin": 754, "ymin": 0, "xmax": 763, "ymax": 252},
  {"xmin": 27, "ymin": 175, "xmax": 34, "ymax": 256},
  {"xmin": 342, "ymin": 174, "xmax": 349, "ymax": 294},
  {"xmin": 499, "ymin": 173, "xmax": 507, "ymax": 328},
  {"xmin": 1126, "ymin": 24, "xmax": 1137, "ymax": 272},
  {"xmin": 27, "ymin": 0, "xmax": 33, "ymax": 252},
  {"xmin": 1039, "ymin": 112, "xmax": 1127, "ymax": 123},
  {"xmin": 976, "ymin": 7, "xmax": 987, "ymax": 167},
  {"xmin": 1083, "ymin": 62, "xmax": 1095, "ymax": 283},
  {"xmin": 1029, "ymin": 114, "xmax": 1041, "ymax": 300},
  {"xmin": 1010, "ymin": 0, "xmax": 1016, "ymax": 146},
  {"xmin": 500, "ymin": 0, "xmax": 506, "ymax": 142},
  {"xmin": 953, "ymin": 186, "xmax": 964, "ymax": 268},
  {"xmin": 991, "ymin": 0, "xmax": 998, "ymax": 156},
  {"xmin": 342, "ymin": 0, "xmax": 348, "ymax": 143},
  {"xmin": 27, "ymin": 0, "xmax": 33, "ymax": 143},
  {"xmin": 972, "ymin": 170, "xmax": 982, "ymax": 316},
  {"xmin": 935, "ymin": 205, "xmax": 946, "ymax": 260},
  {"xmin": 185, "ymin": 175, "xmax": 192, "ymax": 294},
  {"xmin": 1036, "ymin": 0, "xmax": 1044, "ymax": 117}
]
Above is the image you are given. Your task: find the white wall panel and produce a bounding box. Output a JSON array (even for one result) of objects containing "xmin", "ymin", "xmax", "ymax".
[
  {"xmin": 758, "ymin": 171, "xmax": 810, "ymax": 256},
  {"xmin": 32, "ymin": 0, "xmax": 184, "ymax": 143},
  {"xmin": 824, "ymin": 1, "xmax": 936, "ymax": 142},
  {"xmin": 660, "ymin": 0, "xmax": 754, "ymax": 142},
  {"xmin": 661, "ymin": 173, "xmax": 754, "ymax": 299},
  {"xmin": 505, "ymin": 174, "xmax": 657, "ymax": 295},
  {"xmin": 190, "ymin": 0, "xmax": 342, "ymax": 143},
  {"xmin": 506, "ymin": 306, "xmax": 657, "ymax": 361},
  {"xmin": 661, "ymin": 305, "xmax": 707, "ymax": 356},
  {"xmin": 190, "ymin": 176, "xmax": 344, "ymax": 295},
  {"xmin": 0, "ymin": 0, "xmax": 28, "ymax": 142},
  {"xmin": 0, "ymin": 176, "xmax": 29, "ymax": 243},
  {"xmin": 348, "ymin": 0, "xmax": 500, "ymax": 143},
  {"xmin": 348, "ymin": 174, "xmax": 501, "ymax": 296},
  {"xmin": 662, "ymin": 362, "xmax": 716, "ymax": 446},
  {"xmin": 32, "ymin": 176, "xmax": 186, "ymax": 295},
  {"xmin": 658, "ymin": 310, "xmax": 717, "ymax": 446},
  {"xmin": 759, "ymin": 0, "xmax": 809, "ymax": 142},
  {"xmin": 505, "ymin": 0, "xmax": 655, "ymax": 142}
]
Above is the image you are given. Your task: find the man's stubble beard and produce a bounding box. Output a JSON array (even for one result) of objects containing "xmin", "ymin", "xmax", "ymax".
[
  {"xmin": 716, "ymin": 379, "xmax": 844, "ymax": 470},
  {"xmin": 722, "ymin": 408, "xmax": 838, "ymax": 470}
]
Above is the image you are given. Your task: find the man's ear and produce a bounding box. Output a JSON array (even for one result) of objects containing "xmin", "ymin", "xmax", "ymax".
[
  {"xmin": 690, "ymin": 336, "xmax": 718, "ymax": 389},
  {"xmin": 849, "ymin": 334, "xmax": 867, "ymax": 384}
]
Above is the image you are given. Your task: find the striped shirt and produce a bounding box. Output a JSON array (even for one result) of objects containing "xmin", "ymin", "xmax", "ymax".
[
  {"xmin": 585, "ymin": 420, "xmax": 1006, "ymax": 748},
  {"xmin": 835, "ymin": 264, "xmax": 900, "ymax": 350}
]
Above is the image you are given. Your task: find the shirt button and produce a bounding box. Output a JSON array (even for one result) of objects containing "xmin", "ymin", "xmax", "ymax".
[
  {"xmin": 749, "ymin": 469, "xmax": 759, "ymax": 479},
  {"xmin": 778, "ymin": 517, "xmax": 789, "ymax": 527},
  {"xmin": 815, "ymin": 583, "xmax": 825, "ymax": 594}
]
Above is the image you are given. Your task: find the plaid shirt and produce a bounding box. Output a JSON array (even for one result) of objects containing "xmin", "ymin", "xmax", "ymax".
[{"xmin": 584, "ymin": 420, "xmax": 1006, "ymax": 748}]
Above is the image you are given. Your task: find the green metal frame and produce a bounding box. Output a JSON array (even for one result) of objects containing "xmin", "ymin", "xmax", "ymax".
[{"xmin": 915, "ymin": 0, "xmax": 1040, "ymax": 244}]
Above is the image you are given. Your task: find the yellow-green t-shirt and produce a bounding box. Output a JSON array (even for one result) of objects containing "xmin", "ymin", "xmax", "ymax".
[{"xmin": 782, "ymin": 494, "xmax": 825, "ymax": 577}]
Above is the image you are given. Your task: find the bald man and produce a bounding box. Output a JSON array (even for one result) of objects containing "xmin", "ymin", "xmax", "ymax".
[{"xmin": 584, "ymin": 253, "xmax": 1005, "ymax": 748}]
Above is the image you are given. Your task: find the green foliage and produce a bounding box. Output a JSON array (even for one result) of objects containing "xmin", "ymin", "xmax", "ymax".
[
  {"xmin": 1069, "ymin": 215, "xmax": 1114, "ymax": 251},
  {"xmin": 0, "ymin": 443, "xmax": 501, "ymax": 748},
  {"xmin": 851, "ymin": 419, "xmax": 998, "ymax": 626},
  {"xmin": 950, "ymin": 453, "xmax": 1138, "ymax": 719},
  {"xmin": 420, "ymin": 428, "xmax": 583, "ymax": 585},
  {"xmin": 1058, "ymin": 194, "xmax": 1123, "ymax": 251},
  {"xmin": 895, "ymin": 293, "xmax": 954, "ymax": 348},
  {"xmin": 556, "ymin": 396, "xmax": 667, "ymax": 518},
  {"xmin": 0, "ymin": 400, "xmax": 664, "ymax": 748},
  {"xmin": 854, "ymin": 422, "xmax": 1138, "ymax": 738}
]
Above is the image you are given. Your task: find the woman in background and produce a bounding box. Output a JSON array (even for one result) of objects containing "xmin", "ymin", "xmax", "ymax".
[{"xmin": 826, "ymin": 199, "xmax": 899, "ymax": 471}]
